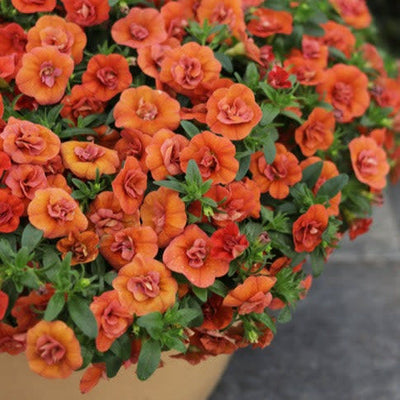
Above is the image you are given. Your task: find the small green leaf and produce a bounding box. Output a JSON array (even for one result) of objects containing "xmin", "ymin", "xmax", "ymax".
[
  {"xmin": 44, "ymin": 292, "xmax": 65, "ymax": 321},
  {"xmin": 21, "ymin": 224, "xmax": 43, "ymax": 252},
  {"xmin": 137, "ymin": 339, "xmax": 161, "ymax": 381},
  {"xmin": 67, "ymin": 296, "xmax": 98, "ymax": 338},
  {"xmin": 310, "ymin": 249, "xmax": 325, "ymax": 277},
  {"xmin": 302, "ymin": 161, "xmax": 323, "ymax": 189},
  {"xmin": 104, "ymin": 353, "xmax": 122, "ymax": 378},
  {"xmin": 214, "ymin": 52, "xmax": 233, "ymax": 73},
  {"xmin": 162, "ymin": 335, "xmax": 187, "ymax": 353},
  {"xmin": 181, "ymin": 120, "xmax": 200, "ymax": 137},
  {"xmin": 317, "ymin": 174, "xmax": 349, "ymax": 200},
  {"xmin": 303, "ymin": 23, "xmax": 325, "ymax": 37},
  {"xmin": 263, "ymin": 139, "xmax": 276, "ymax": 164},
  {"xmin": 251, "ymin": 312, "xmax": 276, "ymax": 334},
  {"xmin": 235, "ymin": 155, "xmax": 251, "ymax": 181},
  {"xmin": 192, "ymin": 286, "xmax": 208, "ymax": 302},
  {"xmin": 259, "ymin": 103, "xmax": 280, "ymax": 126},
  {"xmin": 136, "ymin": 312, "xmax": 164, "ymax": 339},
  {"xmin": 110, "ymin": 334, "xmax": 132, "ymax": 361},
  {"xmin": 59, "ymin": 127, "xmax": 97, "ymax": 138},
  {"xmin": 186, "ymin": 159, "xmax": 203, "ymax": 186},
  {"xmin": 154, "ymin": 179, "xmax": 186, "ymax": 193},
  {"xmin": 277, "ymin": 306, "xmax": 292, "ymax": 323},
  {"xmin": 209, "ymin": 280, "xmax": 229, "ymax": 297},
  {"xmin": 176, "ymin": 308, "xmax": 204, "ymax": 327}
]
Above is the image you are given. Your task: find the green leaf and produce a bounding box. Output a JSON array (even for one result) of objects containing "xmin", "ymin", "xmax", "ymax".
[
  {"xmin": 181, "ymin": 120, "xmax": 200, "ymax": 138},
  {"xmin": 104, "ymin": 353, "xmax": 122, "ymax": 378},
  {"xmin": 136, "ymin": 312, "xmax": 164, "ymax": 339},
  {"xmin": 259, "ymin": 103, "xmax": 280, "ymax": 126},
  {"xmin": 214, "ymin": 52, "xmax": 233, "ymax": 73},
  {"xmin": 185, "ymin": 159, "xmax": 203, "ymax": 186},
  {"xmin": 162, "ymin": 334, "xmax": 187, "ymax": 353},
  {"xmin": 154, "ymin": 179, "xmax": 186, "ymax": 193},
  {"xmin": 303, "ymin": 23, "xmax": 325, "ymax": 37},
  {"xmin": 244, "ymin": 62, "xmax": 260, "ymax": 89},
  {"xmin": 235, "ymin": 154, "xmax": 251, "ymax": 181},
  {"xmin": 137, "ymin": 339, "xmax": 161, "ymax": 381},
  {"xmin": 67, "ymin": 296, "xmax": 98, "ymax": 338},
  {"xmin": 317, "ymin": 174, "xmax": 349, "ymax": 200},
  {"xmin": 176, "ymin": 308, "xmax": 204, "ymax": 327},
  {"xmin": 108, "ymin": 0, "xmax": 119, "ymax": 6},
  {"xmin": 110, "ymin": 334, "xmax": 132, "ymax": 361},
  {"xmin": 281, "ymin": 110, "xmax": 303, "ymax": 124},
  {"xmin": 277, "ymin": 306, "xmax": 292, "ymax": 323},
  {"xmin": 21, "ymin": 224, "xmax": 43, "ymax": 252},
  {"xmin": 192, "ymin": 286, "xmax": 208, "ymax": 302},
  {"xmin": 263, "ymin": 139, "xmax": 276, "ymax": 164},
  {"xmin": 302, "ymin": 161, "xmax": 323, "ymax": 189},
  {"xmin": 0, "ymin": 239, "xmax": 15, "ymax": 263},
  {"xmin": 59, "ymin": 127, "xmax": 97, "ymax": 138},
  {"xmin": 310, "ymin": 249, "xmax": 325, "ymax": 277},
  {"xmin": 251, "ymin": 312, "xmax": 276, "ymax": 334},
  {"xmin": 44, "ymin": 292, "xmax": 65, "ymax": 321},
  {"xmin": 209, "ymin": 280, "xmax": 229, "ymax": 297}
]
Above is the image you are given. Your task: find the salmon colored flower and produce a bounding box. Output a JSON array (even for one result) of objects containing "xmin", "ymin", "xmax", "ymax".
[
  {"xmin": 361, "ymin": 44, "xmax": 385, "ymax": 76},
  {"xmin": 267, "ymin": 65, "xmax": 292, "ymax": 89},
  {"xmin": 16, "ymin": 47, "xmax": 74, "ymax": 105},
  {"xmin": 250, "ymin": 144, "xmax": 302, "ymax": 199},
  {"xmin": 81, "ymin": 54, "xmax": 132, "ymax": 101},
  {"xmin": 0, "ymin": 323, "xmax": 27, "ymax": 355},
  {"xmin": 79, "ymin": 363, "xmax": 106, "ymax": 394},
  {"xmin": 0, "ymin": 151, "xmax": 11, "ymax": 178},
  {"xmin": 115, "ymin": 129, "xmax": 152, "ymax": 171},
  {"xmin": 292, "ymin": 204, "xmax": 329, "ymax": 253},
  {"xmin": 111, "ymin": 7, "xmax": 167, "ymax": 49},
  {"xmin": 247, "ymin": 8, "xmax": 293, "ymax": 38},
  {"xmin": 295, "ymin": 107, "xmax": 335, "ymax": 156},
  {"xmin": 26, "ymin": 15, "xmax": 87, "ymax": 64},
  {"xmin": 113, "ymin": 254, "xmax": 178, "ymax": 316},
  {"xmin": 100, "ymin": 226, "xmax": 158, "ymax": 270},
  {"xmin": 0, "ymin": 189, "xmax": 24, "ymax": 233},
  {"xmin": 317, "ymin": 64, "xmax": 370, "ymax": 123},
  {"xmin": 300, "ymin": 157, "xmax": 341, "ymax": 216},
  {"xmin": 61, "ymin": 85, "xmax": 105, "ymax": 125},
  {"xmin": 180, "ymin": 131, "xmax": 239, "ymax": 184},
  {"xmin": 87, "ymin": 191, "xmax": 140, "ymax": 236},
  {"xmin": 90, "ymin": 290, "xmax": 133, "ymax": 352},
  {"xmin": 11, "ymin": 0, "xmax": 56, "ymax": 13},
  {"xmin": 206, "ymin": 83, "xmax": 262, "ymax": 140},
  {"xmin": 161, "ymin": 1, "xmax": 194, "ymax": 40},
  {"xmin": 163, "ymin": 225, "xmax": 230, "ymax": 288},
  {"xmin": 61, "ymin": 0, "xmax": 110, "ymax": 27},
  {"xmin": 0, "ymin": 291, "xmax": 9, "ymax": 320},
  {"xmin": 26, "ymin": 320, "xmax": 82, "ymax": 379},
  {"xmin": 159, "ymin": 42, "xmax": 221, "ymax": 97},
  {"xmin": 223, "ymin": 276, "xmax": 276, "ymax": 315},
  {"xmin": 196, "ymin": 0, "xmax": 246, "ymax": 38},
  {"xmin": 28, "ymin": 188, "xmax": 88, "ymax": 239},
  {"xmin": 210, "ymin": 222, "xmax": 249, "ymax": 261},
  {"xmin": 111, "ymin": 156, "xmax": 147, "ymax": 215},
  {"xmin": 1, "ymin": 118, "xmax": 60, "ymax": 165},
  {"xmin": 145, "ymin": 129, "xmax": 189, "ymax": 180},
  {"xmin": 46, "ymin": 174, "xmax": 72, "ymax": 194},
  {"xmin": 5, "ymin": 164, "xmax": 48, "ymax": 201},
  {"xmin": 283, "ymin": 55, "xmax": 324, "ymax": 86},
  {"xmin": 56, "ymin": 230, "xmax": 99, "ymax": 265},
  {"xmin": 140, "ymin": 187, "xmax": 187, "ymax": 248},
  {"xmin": 372, "ymin": 77, "xmax": 400, "ymax": 115},
  {"xmin": 329, "ymin": 0, "xmax": 371, "ymax": 29},
  {"xmin": 348, "ymin": 217, "xmax": 373, "ymax": 240},
  {"xmin": 61, "ymin": 141, "xmax": 119, "ymax": 180},
  {"xmin": 114, "ymin": 86, "xmax": 181, "ymax": 135},
  {"xmin": 0, "ymin": 54, "xmax": 19, "ymax": 82},
  {"xmin": 319, "ymin": 21, "xmax": 355, "ymax": 58},
  {"xmin": 200, "ymin": 294, "xmax": 233, "ymax": 330},
  {"xmin": 349, "ymin": 136, "xmax": 389, "ymax": 190},
  {"xmin": 0, "ymin": 23, "xmax": 27, "ymax": 56}
]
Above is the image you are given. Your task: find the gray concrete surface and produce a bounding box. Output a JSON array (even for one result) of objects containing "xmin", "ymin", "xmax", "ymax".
[{"xmin": 210, "ymin": 186, "xmax": 400, "ymax": 400}]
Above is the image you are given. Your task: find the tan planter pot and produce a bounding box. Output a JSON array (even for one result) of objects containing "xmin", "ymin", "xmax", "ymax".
[{"xmin": 0, "ymin": 352, "xmax": 230, "ymax": 400}]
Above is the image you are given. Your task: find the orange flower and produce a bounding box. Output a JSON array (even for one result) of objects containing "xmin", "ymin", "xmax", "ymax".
[
  {"xmin": 292, "ymin": 204, "xmax": 329, "ymax": 253},
  {"xmin": 16, "ymin": 47, "xmax": 74, "ymax": 105},
  {"xmin": 115, "ymin": 129, "xmax": 152, "ymax": 171},
  {"xmin": 0, "ymin": 323, "xmax": 26, "ymax": 355},
  {"xmin": 61, "ymin": 0, "xmax": 110, "ymax": 27},
  {"xmin": 87, "ymin": 191, "xmax": 140, "ymax": 236},
  {"xmin": 200, "ymin": 294, "xmax": 233, "ymax": 330},
  {"xmin": 283, "ymin": 55, "xmax": 324, "ymax": 86},
  {"xmin": 222, "ymin": 276, "xmax": 276, "ymax": 315},
  {"xmin": 111, "ymin": 7, "xmax": 167, "ymax": 49},
  {"xmin": 100, "ymin": 226, "xmax": 158, "ymax": 270},
  {"xmin": 46, "ymin": 174, "xmax": 72, "ymax": 194},
  {"xmin": 361, "ymin": 43, "xmax": 385, "ymax": 76},
  {"xmin": 300, "ymin": 157, "xmax": 341, "ymax": 216},
  {"xmin": 319, "ymin": 21, "xmax": 355, "ymax": 58},
  {"xmin": 28, "ymin": 188, "xmax": 88, "ymax": 239},
  {"xmin": 247, "ymin": 8, "xmax": 293, "ymax": 38},
  {"xmin": 0, "ymin": 291, "xmax": 8, "ymax": 321},
  {"xmin": 1, "ymin": 118, "xmax": 60, "ymax": 165},
  {"xmin": 206, "ymin": 83, "xmax": 262, "ymax": 140},
  {"xmin": 26, "ymin": 320, "xmax": 82, "ymax": 379},
  {"xmin": 0, "ymin": 189, "xmax": 24, "ymax": 233},
  {"xmin": 0, "ymin": 54, "xmax": 19, "ymax": 82},
  {"xmin": 295, "ymin": 107, "xmax": 335, "ymax": 156},
  {"xmin": 79, "ymin": 363, "xmax": 106, "ymax": 394},
  {"xmin": 11, "ymin": 0, "xmax": 55, "ymax": 13},
  {"xmin": 163, "ymin": 225, "xmax": 230, "ymax": 288},
  {"xmin": 90, "ymin": 291, "xmax": 133, "ymax": 352},
  {"xmin": 0, "ymin": 23, "xmax": 27, "ymax": 56},
  {"xmin": 56, "ymin": 230, "xmax": 99, "ymax": 265},
  {"xmin": 111, "ymin": 156, "xmax": 147, "ymax": 214},
  {"xmin": 0, "ymin": 151, "xmax": 11, "ymax": 178},
  {"xmin": 349, "ymin": 136, "xmax": 389, "ymax": 190},
  {"xmin": 0, "ymin": 94, "xmax": 3, "ymax": 119},
  {"xmin": 329, "ymin": 0, "xmax": 371, "ymax": 29},
  {"xmin": 145, "ymin": 129, "xmax": 189, "ymax": 180},
  {"xmin": 161, "ymin": 1, "xmax": 194, "ymax": 40},
  {"xmin": 113, "ymin": 86, "xmax": 181, "ymax": 135},
  {"xmin": 5, "ymin": 164, "xmax": 48, "ymax": 201},
  {"xmin": 316, "ymin": 64, "xmax": 370, "ymax": 123},
  {"xmin": 140, "ymin": 186, "xmax": 187, "ymax": 248},
  {"xmin": 81, "ymin": 54, "xmax": 132, "ymax": 101},
  {"xmin": 26, "ymin": 15, "xmax": 87, "ymax": 64},
  {"xmin": 180, "ymin": 131, "xmax": 239, "ymax": 185},
  {"xmin": 249, "ymin": 144, "xmax": 302, "ymax": 199},
  {"xmin": 159, "ymin": 42, "xmax": 221, "ymax": 97},
  {"xmin": 196, "ymin": 0, "xmax": 246, "ymax": 39},
  {"xmin": 113, "ymin": 254, "xmax": 178, "ymax": 316},
  {"xmin": 61, "ymin": 141, "xmax": 119, "ymax": 180},
  {"xmin": 61, "ymin": 85, "xmax": 105, "ymax": 125}
]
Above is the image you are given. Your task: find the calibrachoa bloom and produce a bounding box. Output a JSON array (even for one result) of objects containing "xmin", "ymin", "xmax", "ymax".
[
  {"xmin": 26, "ymin": 320, "xmax": 82, "ymax": 378},
  {"xmin": 1, "ymin": 0, "xmax": 400, "ymax": 389}
]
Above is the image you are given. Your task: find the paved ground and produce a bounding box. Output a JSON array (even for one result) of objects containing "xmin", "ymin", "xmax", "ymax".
[{"xmin": 210, "ymin": 186, "xmax": 400, "ymax": 400}]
